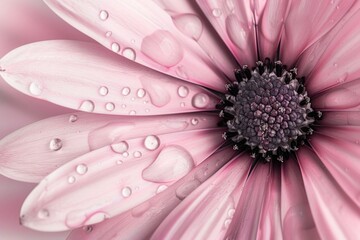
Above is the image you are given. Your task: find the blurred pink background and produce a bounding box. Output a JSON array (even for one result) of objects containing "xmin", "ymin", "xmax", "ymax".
[{"xmin": 0, "ymin": 1, "xmax": 91, "ymax": 239}]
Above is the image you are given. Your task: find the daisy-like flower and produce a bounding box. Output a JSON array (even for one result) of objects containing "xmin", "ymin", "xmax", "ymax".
[{"xmin": 1, "ymin": 0, "xmax": 360, "ymax": 239}]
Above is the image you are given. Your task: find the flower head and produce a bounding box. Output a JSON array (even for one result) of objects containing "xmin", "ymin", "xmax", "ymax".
[{"xmin": 1, "ymin": 0, "xmax": 360, "ymax": 239}]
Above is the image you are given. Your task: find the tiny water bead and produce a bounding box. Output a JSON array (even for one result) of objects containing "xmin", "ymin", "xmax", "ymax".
[
  {"xmin": 121, "ymin": 186, "xmax": 132, "ymax": 198},
  {"xmin": 68, "ymin": 114, "xmax": 78, "ymax": 123},
  {"xmin": 79, "ymin": 100, "xmax": 95, "ymax": 112},
  {"xmin": 136, "ymin": 88, "xmax": 146, "ymax": 98},
  {"xmin": 49, "ymin": 138, "xmax": 62, "ymax": 151},
  {"xmin": 99, "ymin": 10, "xmax": 109, "ymax": 21},
  {"xmin": 98, "ymin": 86, "xmax": 109, "ymax": 96},
  {"xmin": 76, "ymin": 164, "xmax": 88, "ymax": 175},
  {"xmin": 111, "ymin": 141, "xmax": 129, "ymax": 154},
  {"xmin": 217, "ymin": 59, "xmax": 322, "ymax": 162},
  {"xmin": 121, "ymin": 87, "xmax": 131, "ymax": 96},
  {"xmin": 177, "ymin": 86, "xmax": 189, "ymax": 98},
  {"xmin": 111, "ymin": 42, "xmax": 120, "ymax": 53},
  {"xmin": 29, "ymin": 82, "xmax": 42, "ymax": 96}
]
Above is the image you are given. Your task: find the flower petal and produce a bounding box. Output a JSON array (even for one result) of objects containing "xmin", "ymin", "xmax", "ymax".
[
  {"xmin": 310, "ymin": 134, "xmax": 360, "ymax": 207},
  {"xmin": 316, "ymin": 126, "xmax": 360, "ymax": 143},
  {"xmin": 151, "ymin": 154, "xmax": 251, "ymax": 240},
  {"xmin": 281, "ymin": 158, "xmax": 320, "ymax": 240},
  {"xmin": 20, "ymin": 129, "xmax": 224, "ymax": 231},
  {"xmin": 0, "ymin": 40, "xmax": 219, "ymax": 115},
  {"xmin": 43, "ymin": 0, "xmax": 229, "ymax": 91},
  {"xmin": 319, "ymin": 111, "xmax": 360, "ymax": 126},
  {"xmin": 297, "ymin": 146, "xmax": 360, "ymax": 240},
  {"xmin": 225, "ymin": 163, "xmax": 270, "ymax": 239},
  {"xmin": 196, "ymin": 0, "xmax": 258, "ymax": 65},
  {"xmin": 281, "ymin": 0, "xmax": 356, "ymax": 66},
  {"xmin": 67, "ymin": 147, "xmax": 235, "ymax": 240}
]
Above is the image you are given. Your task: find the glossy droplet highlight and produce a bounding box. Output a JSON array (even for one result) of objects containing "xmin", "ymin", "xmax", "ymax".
[
  {"xmin": 105, "ymin": 31, "xmax": 112, "ymax": 38},
  {"xmin": 142, "ymin": 145, "xmax": 194, "ymax": 183},
  {"xmin": 192, "ymin": 93, "xmax": 210, "ymax": 108},
  {"xmin": 212, "ymin": 8, "xmax": 222, "ymax": 17},
  {"xmin": 129, "ymin": 110, "xmax": 137, "ymax": 115},
  {"xmin": 121, "ymin": 87, "xmax": 131, "ymax": 96},
  {"xmin": 99, "ymin": 86, "xmax": 108, "ymax": 96},
  {"xmin": 111, "ymin": 141, "xmax": 129, "ymax": 154},
  {"xmin": 76, "ymin": 164, "xmax": 88, "ymax": 175},
  {"xmin": 133, "ymin": 151, "xmax": 142, "ymax": 158},
  {"xmin": 121, "ymin": 187, "xmax": 132, "ymax": 198},
  {"xmin": 69, "ymin": 114, "xmax": 78, "ymax": 123},
  {"xmin": 105, "ymin": 102, "xmax": 115, "ymax": 111},
  {"xmin": 37, "ymin": 209, "xmax": 50, "ymax": 219},
  {"xmin": 173, "ymin": 14, "xmax": 203, "ymax": 40},
  {"xmin": 79, "ymin": 100, "xmax": 95, "ymax": 112},
  {"xmin": 178, "ymin": 86, "xmax": 189, "ymax": 98},
  {"xmin": 191, "ymin": 118, "xmax": 199, "ymax": 125},
  {"xmin": 122, "ymin": 48, "xmax": 136, "ymax": 61},
  {"xmin": 144, "ymin": 135, "xmax": 160, "ymax": 151},
  {"xmin": 141, "ymin": 30, "xmax": 183, "ymax": 67},
  {"xmin": 99, "ymin": 10, "xmax": 109, "ymax": 21},
  {"xmin": 137, "ymin": 88, "xmax": 146, "ymax": 98},
  {"xmin": 111, "ymin": 42, "xmax": 120, "ymax": 52},
  {"xmin": 157, "ymin": 185, "xmax": 168, "ymax": 193},
  {"xmin": 29, "ymin": 82, "xmax": 42, "ymax": 96},
  {"xmin": 68, "ymin": 176, "xmax": 76, "ymax": 184},
  {"xmin": 49, "ymin": 138, "xmax": 62, "ymax": 151}
]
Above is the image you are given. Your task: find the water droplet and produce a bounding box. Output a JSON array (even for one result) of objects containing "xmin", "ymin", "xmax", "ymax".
[
  {"xmin": 192, "ymin": 93, "xmax": 210, "ymax": 108},
  {"xmin": 38, "ymin": 209, "xmax": 50, "ymax": 219},
  {"xmin": 121, "ymin": 104, "xmax": 127, "ymax": 108},
  {"xmin": 224, "ymin": 219, "xmax": 232, "ymax": 228},
  {"xmin": 105, "ymin": 102, "xmax": 115, "ymax": 111},
  {"xmin": 121, "ymin": 87, "xmax": 131, "ymax": 96},
  {"xmin": 111, "ymin": 141, "xmax": 129, "ymax": 154},
  {"xmin": 136, "ymin": 88, "xmax": 146, "ymax": 98},
  {"xmin": 99, "ymin": 10, "xmax": 109, "ymax": 21},
  {"xmin": 175, "ymin": 179, "xmax": 201, "ymax": 200},
  {"xmin": 141, "ymin": 30, "xmax": 183, "ymax": 67},
  {"xmin": 79, "ymin": 100, "xmax": 95, "ymax": 112},
  {"xmin": 172, "ymin": 14, "xmax": 203, "ymax": 40},
  {"xmin": 156, "ymin": 185, "xmax": 168, "ymax": 193},
  {"xmin": 191, "ymin": 118, "xmax": 199, "ymax": 125},
  {"xmin": 144, "ymin": 135, "xmax": 160, "ymax": 151},
  {"xmin": 176, "ymin": 66, "xmax": 189, "ymax": 79},
  {"xmin": 140, "ymin": 76, "xmax": 171, "ymax": 107},
  {"xmin": 180, "ymin": 102, "xmax": 186, "ymax": 107},
  {"xmin": 116, "ymin": 159, "xmax": 123, "ymax": 165},
  {"xmin": 29, "ymin": 82, "xmax": 42, "ymax": 96},
  {"xmin": 69, "ymin": 114, "xmax": 78, "ymax": 123},
  {"xmin": 99, "ymin": 86, "xmax": 109, "ymax": 96},
  {"xmin": 49, "ymin": 138, "xmax": 62, "ymax": 151},
  {"xmin": 121, "ymin": 186, "xmax": 132, "ymax": 198},
  {"xmin": 142, "ymin": 145, "xmax": 194, "ymax": 183},
  {"xmin": 129, "ymin": 110, "xmax": 137, "ymax": 115},
  {"xmin": 83, "ymin": 225, "xmax": 93, "ymax": 233},
  {"xmin": 68, "ymin": 176, "xmax": 76, "ymax": 184},
  {"xmin": 111, "ymin": 42, "xmax": 120, "ymax": 52},
  {"xmin": 333, "ymin": 63, "xmax": 338, "ymax": 67},
  {"xmin": 76, "ymin": 164, "xmax": 88, "ymax": 175},
  {"xmin": 228, "ymin": 208, "xmax": 235, "ymax": 217},
  {"xmin": 133, "ymin": 151, "xmax": 142, "ymax": 158},
  {"xmin": 122, "ymin": 152, "xmax": 129, "ymax": 158},
  {"xmin": 145, "ymin": 108, "xmax": 150, "ymax": 113},
  {"xmin": 177, "ymin": 86, "xmax": 189, "ymax": 98},
  {"xmin": 122, "ymin": 48, "xmax": 136, "ymax": 61},
  {"xmin": 212, "ymin": 8, "xmax": 222, "ymax": 17},
  {"xmin": 105, "ymin": 31, "xmax": 112, "ymax": 38}
]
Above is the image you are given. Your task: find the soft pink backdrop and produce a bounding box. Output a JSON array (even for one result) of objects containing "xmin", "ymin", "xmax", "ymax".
[{"xmin": 0, "ymin": 1, "xmax": 91, "ymax": 239}]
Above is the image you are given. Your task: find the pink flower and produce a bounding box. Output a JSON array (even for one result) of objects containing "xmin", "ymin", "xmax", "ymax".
[{"xmin": 1, "ymin": 1, "xmax": 360, "ymax": 239}]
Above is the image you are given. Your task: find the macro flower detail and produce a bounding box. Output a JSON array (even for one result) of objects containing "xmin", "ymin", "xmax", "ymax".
[{"xmin": 0, "ymin": 0, "xmax": 360, "ymax": 240}]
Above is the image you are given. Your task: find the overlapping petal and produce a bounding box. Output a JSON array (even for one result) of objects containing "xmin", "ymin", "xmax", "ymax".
[
  {"xmin": 0, "ymin": 112, "xmax": 219, "ymax": 182},
  {"xmin": 43, "ymin": 0, "xmax": 232, "ymax": 91},
  {"xmin": 20, "ymin": 129, "xmax": 223, "ymax": 231},
  {"xmin": 319, "ymin": 111, "xmax": 360, "ymax": 126}
]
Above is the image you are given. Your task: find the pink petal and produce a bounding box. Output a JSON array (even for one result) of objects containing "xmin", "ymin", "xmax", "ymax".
[
  {"xmin": 281, "ymin": 158, "xmax": 320, "ymax": 240},
  {"xmin": 225, "ymin": 163, "xmax": 270, "ymax": 239},
  {"xmin": 43, "ymin": 0, "xmax": 229, "ymax": 91},
  {"xmin": 319, "ymin": 111, "xmax": 360, "ymax": 126},
  {"xmin": 67, "ymin": 147, "xmax": 235, "ymax": 240},
  {"xmin": 151, "ymin": 154, "xmax": 251, "ymax": 240},
  {"xmin": 196, "ymin": 0, "xmax": 258, "ymax": 65},
  {"xmin": 312, "ymin": 79, "xmax": 360, "ymax": 111},
  {"xmin": 152, "ymin": 1, "xmax": 238, "ymax": 81},
  {"xmin": 301, "ymin": 3, "xmax": 360, "ymax": 94},
  {"xmin": 297, "ymin": 146, "xmax": 360, "ymax": 239},
  {"xmin": 20, "ymin": 129, "xmax": 224, "ymax": 231},
  {"xmin": 281, "ymin": 0, "xmax": 356, "ymax": 66},
  {"xmin": 316, "ymin": 126, "xmax": 360, "ymax": 143},
  {"xmin": 310, "ymin": 134, "xmax": 360, "ymax": 207},
  {"xmin": 0, "ymin": 40, "xmax": 219, "ymax": 115}
]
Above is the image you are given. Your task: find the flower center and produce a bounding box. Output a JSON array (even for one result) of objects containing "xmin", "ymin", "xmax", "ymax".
[{"xmin": 217, "ymin": 59, "xmax": 322, "ymax": 162}]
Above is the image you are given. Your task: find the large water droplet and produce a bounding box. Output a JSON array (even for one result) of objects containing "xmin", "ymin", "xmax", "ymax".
[
  {"xmin": 175, "ymin": 179, "xmax": 201, "ymax": 200},
  {"xmin": 121, "ymin": 186, "xmax": 132, "ymax": 198},
  {"xmin": 122, "ymin": 48, "xmax": 136, "ymax": 61},
  {"xmin": 144, "ymin": 135, "xmax": 160, "ymax": 151},
  {"xmin": 173, "ymin": 14, "xmax": 203, "ymax": 40},
  {"xmin": 141, "ymin": 30, "xmax": 183, "ymax": 67},
  {"xmin": 76, "ymin": 164, "xmax": 88, "ymax": 175},
  {"xmin": 37, "ymin": 209, "xmax": 50, "ymax": 219},
  {"xmin": 105, "ymin": 102, "xmax": 115, "ymax": 111},
  {"xmin": 140, "ymin": 76, "xmax": 171, "ymax": 107},
  {"xmin": 142, "ymin": 145, "xmax": 194, "ymax": 183},
  {"xmin": 79, "ymin": 100, "xmax": 95, "ymax": 112},
  {"xmin": 137, "ymin": 88, "xmax": 146, "ymax": 98},
  {"xmin": 29, "ymin": 82, "xmax": 42, "ymax": 96},
  {"xmin": 49, "ymin": 138, "xmax": 62, "ymax": 151},
  {"xmin": 121, "ymin": 87, "xmax": 131, "ymax": 96},
  {"xmin": 192, "ymin": 93, "xmax": 210, "ymax": 108},
  {"xmin": 111, "ymin": 42, "xmax": 120, "ymax": 52},
  {"xmin": 98, "ymin": 86, "xmax": 109, "ymax": 96},
  {"xmin": 177, "ymin": 86, "xmax": 189, "ymax": 98},
  {"xmin": 99, "ymin": 10, "xmax": 109, "ymax": 21},
  {"xmin": 69, "ymin": 114, "xmax": 78, "ymax": 123},
  {"xmin": 111, "ymin": 141, "xmax": 129, "ymax": 154}
]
